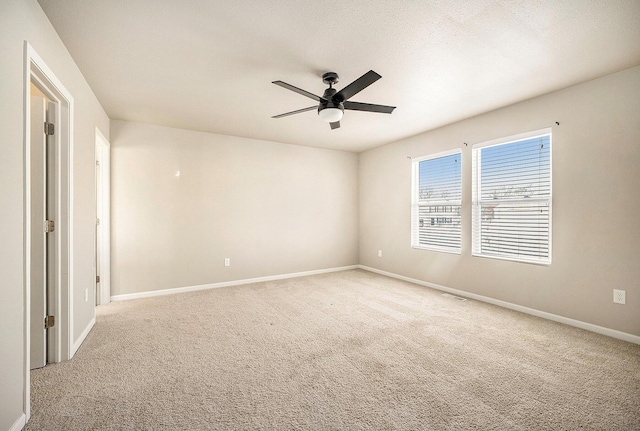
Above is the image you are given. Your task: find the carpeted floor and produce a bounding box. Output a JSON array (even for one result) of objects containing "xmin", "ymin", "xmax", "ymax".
[{"xmin": 26, "ymin": 269, "xmax": 640, "ymax": 430}]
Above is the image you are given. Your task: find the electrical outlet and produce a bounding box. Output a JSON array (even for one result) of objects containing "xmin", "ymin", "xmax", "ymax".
[
  {"xmin": 613, "ymin": 289, "xmax": 626, "ymax": 304},
  {"xmin": 224, "ymin": 258, "xmax": 230, "ymax": 267},
  {"xmin": 84, "ymin": 288, "xmax": 89, "ymax": 302},
  {"xmin": 378, "ymin": 250, "xmax": 382, "ymax": 258}
]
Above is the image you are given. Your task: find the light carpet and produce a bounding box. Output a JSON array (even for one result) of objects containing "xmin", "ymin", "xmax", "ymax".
[{"xmin": 26, "ymin": 269, "xmax": 640, "ymax": 430}]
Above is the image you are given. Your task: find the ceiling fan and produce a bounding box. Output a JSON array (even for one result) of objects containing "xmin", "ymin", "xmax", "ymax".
[{"xmin": 272, "ymin": 70, "xmax": 396, "ymax": 130}]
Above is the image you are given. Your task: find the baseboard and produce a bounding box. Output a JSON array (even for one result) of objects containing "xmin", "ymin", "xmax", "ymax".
[
  {"xmin": 9, "ymin": 414, "xmax": 26, "ymax": 431},
  {"xmin": 358, "ymin": 265, "xmax": 640, "ymax": 345},
  {"xmin": 110, "ymin": 265, "xmax": 359, "ymax": 302},
  {"xmin": 71, "ymin": 316, "xmax": 95, "ymax": 357}
]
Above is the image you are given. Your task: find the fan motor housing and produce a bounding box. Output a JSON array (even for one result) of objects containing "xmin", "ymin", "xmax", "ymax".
[
  {"xmin": 319, "ymin": 86, "xmax": 343, "ymax": 114},
  {"xmin": 318, "ymin": 99, "xmax": 344, "ymax": 114}
]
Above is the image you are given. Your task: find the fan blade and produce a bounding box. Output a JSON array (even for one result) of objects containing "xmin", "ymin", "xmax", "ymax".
[
  {"xmin": 272, "ymin": 81, "xmax": 324, "ymax": 102},
  {"xmin": 343, "ymin": 101, "xmax": 396, "ymax": 114},
  {"xmin": 333, "ymin": 70, "xmax": 381, "ymax": 102},
  {"xmin": 272, "ymin": 106, "xmax": 317, "ymax": 119},
  {"xmin": 330, "ymin": 121, "xmax": 340, "ymax": 130}
]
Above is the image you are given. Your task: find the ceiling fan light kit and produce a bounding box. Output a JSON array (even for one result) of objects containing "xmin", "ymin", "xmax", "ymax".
[
  {"xmin": 272, "ymin": 70, "xmax": 395, "ymax": 130},
  {"xmin": 318, "ymin": 107, "xmax": 344, "ymax": 123}
]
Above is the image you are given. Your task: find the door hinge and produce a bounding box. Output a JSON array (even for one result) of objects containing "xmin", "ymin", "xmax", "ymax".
[
  {"xmin": 44, "ymin": 220, "xmax": 55, "ymax": 233},
  {"xmin": 96, "ymin": 275, "xmax": 101, "ymax": 283},
  {"xmin": 44, "ymin": 122, "xmax": 55, "ymax": 136},
  {"xmin": 96, "ymin": 218, "xmax": 100, "ymax": 226},
  {"xmin": 44, "ymin": 315, "xmax": 55, "ymax": 329}
]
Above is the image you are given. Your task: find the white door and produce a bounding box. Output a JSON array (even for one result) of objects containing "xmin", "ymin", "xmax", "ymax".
[
  {"xmin": 95, "ymin": 157, "xmax": 101, "ymax": 305},
  {"xmin": 30, "ymin": 95, "xmax": 46, "ymax": 369},
  {"xmin": 29, "ymin": 94, "xmax": 56, "ymax": 370},
  {"xmin": 95, "ymin": 130, "xmax": 111, "ymax": 305}
]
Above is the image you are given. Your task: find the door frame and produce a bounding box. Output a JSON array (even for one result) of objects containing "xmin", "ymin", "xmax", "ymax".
[
  {"xmin": 95, "ymin": 127, "xmax": 111, "ymax": 305},
  {"xmin": 23, "ymin": 41, "xmax": 74, "ymax": 421}
]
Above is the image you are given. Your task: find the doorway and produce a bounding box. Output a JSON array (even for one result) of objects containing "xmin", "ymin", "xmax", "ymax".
[
  {"xmin": 95, "ymin": 128, "xmax": 111, "ymax": 305},
  {"xmin": 24, "ymin": 42, "xmax": 74, "ymax": 421}
]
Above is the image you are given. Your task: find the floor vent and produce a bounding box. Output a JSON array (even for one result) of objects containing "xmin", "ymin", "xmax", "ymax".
[{"xmin": 442, "ymin": 293, "xmax": 467, "ymax": 301}]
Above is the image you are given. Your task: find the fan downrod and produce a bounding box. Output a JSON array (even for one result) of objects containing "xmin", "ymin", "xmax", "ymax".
[{"xmin": 322, "ymin": 72, "xmax": 339, "ymax": 87}]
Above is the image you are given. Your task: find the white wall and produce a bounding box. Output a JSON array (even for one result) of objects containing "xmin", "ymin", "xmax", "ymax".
[
  {"xmin": 0, "ymin": 1, "xmax": 109, "ymax": 429},
  {"xmin": 359, "ymin": 66, "xmax": 640, "ymax": 337},
  {"xmin": 110, "ymin": 121, "xmax": 359, "ymax": 296}
]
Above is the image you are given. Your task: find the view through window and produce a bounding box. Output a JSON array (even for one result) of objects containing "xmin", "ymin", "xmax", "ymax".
[
  {"xmin": 411, "ymin": 150, "xmax": 462, "ymax": 253},
  {"xmin": 472, "ymin": 129, "xmax": 552, "ymax": 264}
]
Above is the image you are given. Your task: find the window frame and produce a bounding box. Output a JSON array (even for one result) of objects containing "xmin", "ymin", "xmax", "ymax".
[
  {"xmin": 472, "ymin": 128, "xmax": 552, "ymax": 265},
  {"xmin": 411, "ymin": 148, "xmax": 462, "ymax": 254}
]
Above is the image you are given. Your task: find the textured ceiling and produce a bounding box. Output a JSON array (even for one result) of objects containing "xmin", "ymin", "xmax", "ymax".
[{"xmin": 38, "ymin": 0, "xmax": 640, "ymax": 152}]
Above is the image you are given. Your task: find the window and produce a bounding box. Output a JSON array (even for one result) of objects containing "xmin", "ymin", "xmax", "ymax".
[
  {"xmin": 472, "ymin": 129, "xmax": 551, "ymax": 264},
  {"xmin": 412, "ymin": 150, "xmax": 462, "ymax": 253}
]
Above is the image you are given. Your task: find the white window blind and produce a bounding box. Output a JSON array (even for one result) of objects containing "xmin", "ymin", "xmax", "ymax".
[
  {"xmin": 472, "ymin": 129, "xmax": 552, "ymax": 264},
  {"xmin": 412, "ymin": 150, "xmax": 461, "ymax": 253}
]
